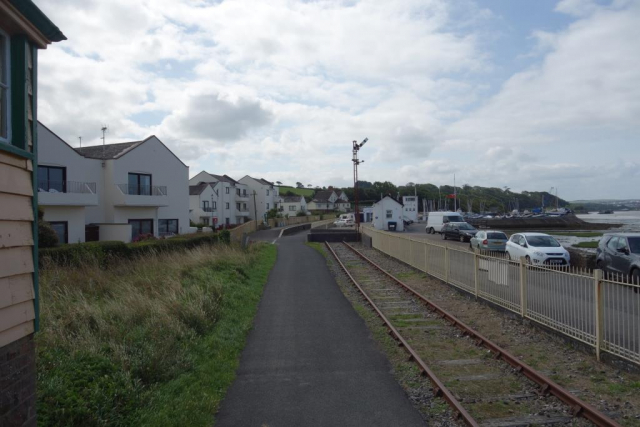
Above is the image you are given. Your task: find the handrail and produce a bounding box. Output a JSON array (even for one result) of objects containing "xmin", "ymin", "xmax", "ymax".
[
  {"xmin": 37, "ymin": 180, "xmax": 97, "ymax": 194},
  {"xmin": 116, "ymin": 184, "xmax": 167, "ymax": 196}
]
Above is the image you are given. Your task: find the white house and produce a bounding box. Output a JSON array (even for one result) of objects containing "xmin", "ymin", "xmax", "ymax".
[
  {"xmin": 276, "ymin": 195, "xmax": 308, "ymax": 215},
  {"xmin": 372, "ymin": 196, "xmax": 404, "ymax": 231},
  {"xmin": 188, "ymin": 171, "xmax": 251, "ymax": 226},
  {"xmin": 307, "ymin": 190, "xmax": 338, "ymax": 211},
  {"xmin": 38, "ymin": 122, "xmax": 189, "ymax": 243},
  {"xmin": 238, "ymin": 176, "xmax": 279, "ymax": 221},
  {"xmin": 402, "ymin": 195, "xmax": 418, "ymax": 222}
]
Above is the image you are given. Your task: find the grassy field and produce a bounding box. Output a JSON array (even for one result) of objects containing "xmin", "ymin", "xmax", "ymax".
[
  {"xmin": 277, "ymin": 185, "xmax": 315, "ymax": 197},
  {"xmin": 37, "ymin": 243, "xmax": 276, "ymax": 426},
  {"xmin": 551, "ymin": 232, "xmax": 603, "ymax": 238}
]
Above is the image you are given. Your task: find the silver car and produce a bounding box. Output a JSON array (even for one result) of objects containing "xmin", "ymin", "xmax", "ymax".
[{"xmin": 470, "ymin": 230, "xmax": 508, "ymax": 252}]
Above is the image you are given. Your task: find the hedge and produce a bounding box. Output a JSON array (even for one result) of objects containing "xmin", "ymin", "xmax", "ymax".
[{"xmin": 40, "ymin": 231, "xmax": 229, "ymax": 268}]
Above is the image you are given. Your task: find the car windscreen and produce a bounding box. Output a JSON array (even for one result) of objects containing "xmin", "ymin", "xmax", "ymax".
[
  {"xmin": 628, "ymin": 237, "xmax": 640, "ymax": 254},
  {"xmin": 457, "ymin": 224, "xmax": 475, "ymax": 230},
  {"xmin": 526, "ymin": 236, "xmax": 561, "ymax": 247},
  {"xmin": 447, "ymin": 216, "xmax": 464, "ymax": 223},
  {"xmin": 487, "ymin": 232, "xmax": 507, "ymax": 240}
]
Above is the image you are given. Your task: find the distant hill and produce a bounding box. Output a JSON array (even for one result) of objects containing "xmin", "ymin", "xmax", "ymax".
[
  {"xmin": 276, "ymin": 186, "xmax": 315, "ymax": 197},
  {"xmin": 339, "ymin": 181, "xmax": 569, "ymax": 213}
]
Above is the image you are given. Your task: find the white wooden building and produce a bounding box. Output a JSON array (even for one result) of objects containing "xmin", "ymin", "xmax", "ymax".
[
  {"xmin": 402, "ymin": 195, "xmax": 418, "ymax": 222},
  {"xmin": 372, "ymin": 196, "xmax": 404, "ymax": 231}
]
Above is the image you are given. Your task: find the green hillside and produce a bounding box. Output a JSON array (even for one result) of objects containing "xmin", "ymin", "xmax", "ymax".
[{"xmin": 277, "ymin": 186, "xmax": 315, "ymax": 197}]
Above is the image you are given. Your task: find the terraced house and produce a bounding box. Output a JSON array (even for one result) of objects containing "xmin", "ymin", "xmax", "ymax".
[
  {"xmin": 0, "ymin": 1, "xmax": 65, "ymax": 424},
  {"xmin": 38, "ymin": 122, "xmax": 189, "ymax": 242},
  {"xmin": 189, "ymin": 171, "xmax": 251, "ymax": 226}
]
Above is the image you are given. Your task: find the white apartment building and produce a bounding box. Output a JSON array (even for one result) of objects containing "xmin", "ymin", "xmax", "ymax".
[
  {"xmin": 307, "ymin": 190, "xmax": 338, "ymax": 211},
  {"xmin": 402, "ymin": 195, "xmax": 419, "ymax": 222},
  {"xmin": 276, "ymin": 195, "xmax": 308, "ymax": 215},
  {"xmin": 238, "ymin": 176, "xmax": 279, "ymax": 222},
  {"xmin": 38, "ymin": 123, "xmax": 189, "ymax": 243},
  {"xmin": 188, "ymin": 171, "xmax": 251, "ymax": 226}
]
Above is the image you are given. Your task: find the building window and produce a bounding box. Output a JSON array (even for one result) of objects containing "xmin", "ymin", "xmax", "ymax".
[
  {"xmin": 159, "ymin": 219, "xmax": 178, "ymax": 235},
  {"xmin": 38, "ymin": 165, "xmax": 66, "ymax": 192},
  {"xmin": 129, "ymin": 219, "xmax": 153, "ymax": 240},
  {"xmin": 213, "ymin": 201, "xmax": 217, "ymax": 210},
  {"xmin": 202, "ymin": 217, "xmax": 209, "ymax": 225},
  {"xmin": 225, "ymin": 217, "xmax": 230, "ymax": 225},
  {"xmin": 128, "ymin": 173, "xmax": 152, "ymax": 195},
  {"xmin": 0, "ymin": 31, "xmax": 9, "ymax": 142},
  {"xmin": 203, "ymin": 200, "xmax": 209, "ymax": 209},
  {"xmin": 243, "ymin": 203, "xmax": 247, "ymax": 210},
  {"xmin": 289, "ymin": 206, "xmax": 296, "ymax": 211},
  {"xmin": 49, "ymin": 221, "xmax": 68, "ymax": 244},
  {"xmin": 226, "ymin": 187, "xmax": 230, "ymax": 194},
  {"xmin": 386, "ymin": 210, "xmax": 392, "ymax": 219},
  {"xmin": 236, "ymin": 203, "xmax": 241, "ymax": 210},
  {"xmin": 226, "ymin": 202, "xmax": 230, "ymax": 209},
  {"xmin": 266, "ymin": 203, "xmax": 270, "ymax": 210},
  {"xmin": 236, "ymin": 188, "xmax": 240, "ymax": 196},
  {"xmin": 266, "ymin": 189, "xmax": 269, "ymax": 196},
  {"xmin": 243, "ymin": 189, "xmax": 247, "ymax": 196}
]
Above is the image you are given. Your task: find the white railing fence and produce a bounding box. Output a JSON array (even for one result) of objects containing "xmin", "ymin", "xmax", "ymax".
[{"xmin": 362, "ymin": 226, "xmax": 640, "ymax": 366}]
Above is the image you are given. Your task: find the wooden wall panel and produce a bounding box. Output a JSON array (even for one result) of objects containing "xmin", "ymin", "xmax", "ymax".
[
  {"xmin": 0, "ymin": 194, "xmax": 33, "ymax": 221},
  {"xmin": 0, "ymin": 221, "xmax": 33, "ymax": 249},
  {"xmin": 0, "ymin": 300, "xmax": 35, "ymax": 335},
  {"xmin": 0, "ymin": 247, "xmax": 34, "ymax": 279},
  {"xmin": 0, "ymin": 163, "xmax": 32, "ymax": 196},
  {"xmin": 0, "ymin": 274, "xmax": 33, "ymax": 310},
  {"xmin": 0, "ymin": 151, "xmax": 28, "ymax": 169},
  {"xmin": 0, "ymin": 321, "xmax": 34, "ymax": 348}
]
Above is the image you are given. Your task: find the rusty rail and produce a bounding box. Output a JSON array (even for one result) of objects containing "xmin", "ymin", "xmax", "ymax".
[
  {"xmin": 341, "ymin": 241, "xmax": 621, "ymax": 427},
  {"xmin": 324, "ymin": 242, "xmax": 479, "ymax": 427}
]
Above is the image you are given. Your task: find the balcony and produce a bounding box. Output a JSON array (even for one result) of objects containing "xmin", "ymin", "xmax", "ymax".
[
  {"xmin": 237, "ymin": 210, "xmax": 250, "ymax": 217},
  {"xmin": 202, "ymin": 207, "xmax": 216, "ymax": 213},
  {"xmin": 38, "ymin": 180, "xmax": 98, "ymax": 206},
  {"xmin": 113, "ymin": 184, "xmax": 168, "ymax": 207},
  {"xmin": 236, "ymin": 193, "xmax": 250, "ymax": 201}
]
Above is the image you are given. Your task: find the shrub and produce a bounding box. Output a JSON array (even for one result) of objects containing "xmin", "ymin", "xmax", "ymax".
[
  {"xmin": 296, "ymin": 210, "xmax": 306, "ymax": 217},
  {"xmin": 38, "ymin": 207, "xmax": 59, "ymax": 248},
  {"xmin": 132, "ymin": 233, "xmax": 156, "ymax": 243},
  {"xmin": 218, "ymin": 229, "xmax": 231, "ymax": 244}
]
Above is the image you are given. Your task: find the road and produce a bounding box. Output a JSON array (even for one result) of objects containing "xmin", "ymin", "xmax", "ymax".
[{"xmin": 403, "ymin": 222, "xmax": 475, "ymax": 251}]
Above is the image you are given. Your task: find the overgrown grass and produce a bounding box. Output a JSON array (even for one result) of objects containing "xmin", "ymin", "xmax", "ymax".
[
  {"xmin": 37, "ymin": 243, "xmax": 276, "ymax": 426},
  {"xmin": 276, "ymin": 185, "xmax": 315, "ymax": 197},
  {"xmin": 572, "ymin": 241, "xmax": 600, "ymax": 248}
]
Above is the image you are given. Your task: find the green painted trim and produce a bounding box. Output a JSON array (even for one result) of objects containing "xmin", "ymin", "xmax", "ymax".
[
  {"xmin": 10, "ymin": 35, "xmax": 28, "ymax": 151},
  {"xmin": 0, "ymin": 142, "xmax": 33, "ymax": 159},
  {"xmin": 7, "ymin": 0, "xmax": 66, "ymax": 43},
  {"xmin": 30, "ymin": 45, "xmax": 39, "ymax": 332}
]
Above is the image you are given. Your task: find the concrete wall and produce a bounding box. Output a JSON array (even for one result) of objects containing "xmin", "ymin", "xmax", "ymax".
[
  {"xmin": 42, "ymin": 206, "xmax": 86, "ymax": 243},
  {"xmin": 99, "ymin": 224, "xmax": 132, "ymax": 243}
]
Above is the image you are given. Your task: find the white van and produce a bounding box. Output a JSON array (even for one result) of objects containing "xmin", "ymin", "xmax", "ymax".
[{"xmin": 425, "ymin": 212, "xmax": 465, "ymax": 234}]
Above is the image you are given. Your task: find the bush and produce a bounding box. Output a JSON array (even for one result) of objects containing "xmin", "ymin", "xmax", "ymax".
[
  {"xmin": 295, "ymin": 210, "xmax": 306, "ymax": 217},
  {"xmin": 38, "ymin": 207, "xmax": 59, "ymax": 248},
  {"xmin": 40, "ymin": 234, "xmax": 221, "ymax": 268}
]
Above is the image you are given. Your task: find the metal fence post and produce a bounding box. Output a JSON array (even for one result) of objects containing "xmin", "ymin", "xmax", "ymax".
[
  {"xmin": 519, "ymin": 257, "xmax": 527, "ymax": 318},
  {"xmin": 445, "ymin": 246, "xmax": 450, "ymax": 284},
  {"xmin": 424, "ymin": 242, "xmax": 429, "ymax": 275},
  {"xmin": 594, "ymin": 269, "xmax": 604, "ymax": 361},
  {"xmin": 409, "ymin": 238, "xmax": 413, "ymax": 267},
  {"xmin": 473, "ymin": 249, "xmax": 479, "ymax": 299}
]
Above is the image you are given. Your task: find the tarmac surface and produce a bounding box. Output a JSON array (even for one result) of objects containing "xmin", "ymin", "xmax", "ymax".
[{"xmin": 215, "ymin": 230, "xmax": 425, "ymax": 427}]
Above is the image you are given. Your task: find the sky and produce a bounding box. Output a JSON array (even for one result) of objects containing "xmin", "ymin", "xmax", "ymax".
[{"xmin": 36, "ymin": 0, "xmax": 640, "ymax": 201}]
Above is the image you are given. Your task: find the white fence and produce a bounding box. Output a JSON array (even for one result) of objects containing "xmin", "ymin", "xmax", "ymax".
[{"xmin": 363, "ymin": 227, "xmax": 640, "ymax": 366}]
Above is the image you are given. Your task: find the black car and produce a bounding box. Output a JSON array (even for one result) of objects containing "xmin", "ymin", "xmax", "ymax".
[
  {"xmin": 596, "ymin": 233, "xmax": 640, "ymax": 284},
  {"xmin": 441, "ymin": 222, "xmax": 478, "ymax": 242}
]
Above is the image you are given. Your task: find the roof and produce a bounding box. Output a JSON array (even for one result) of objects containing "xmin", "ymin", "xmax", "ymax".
[
  {"xmin": 8, "ymin": 0, "xmax": 66, "ymax": 43},
  {"xmin": 373, "ymin": 196, "xmax": 403, "ymax": 207},
  {"xmin": 73, "ymin": 135, "xmax": 188, "ymax": 167},
  {"xmin": 74, "ymin": 139, "xmax": 147, "ymax": 160},
  {"xmin": 280, "ymin": 196, "xmax": 303, "ymax": 203},
  {"xmin": 313, "ymin": 190, "xmax": 336, "ymax": 202},
  {"xmin": 335, "ymin": 199, "xmax": 349, "ymax": 204},
  {"xmin": 209, "ymin": 174, "xmax": 238, "ymax": 185},
  {"xmin": 189, "ymin": 183, "xmax": 208, "ymax": 196}
]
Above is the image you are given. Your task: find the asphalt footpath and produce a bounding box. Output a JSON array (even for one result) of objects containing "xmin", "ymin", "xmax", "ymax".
[{"xmin": 215, "ymin": 231, "xmax": 425, "ymax": 427}]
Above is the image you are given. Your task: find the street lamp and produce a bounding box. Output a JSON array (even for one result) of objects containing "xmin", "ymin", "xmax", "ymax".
[{"xmin": 352, "ymin": 137, "xmax": 368, "ymax": 237}]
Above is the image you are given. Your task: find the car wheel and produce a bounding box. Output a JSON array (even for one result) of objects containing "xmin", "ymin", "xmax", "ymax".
[
  {"xmin": 525, "ymin": 256, "xmax": 532, "ymax": 264},
  {"xmin": 596, "ymin": 260, "xmax": 604, "ymax": 271},
  {"xmin": 632, "ymin": 270, "xmax": 639, "ymax": 292},
  {"xmin": 442, "ymin": 233, "xmax": 446, "ymax": 240},
  {"xmin": 429, "ymin": 227, "xmax": 435, "ymax": 234},
  {"xmin": 459, "ymin": 235, "xmax": 465, "ymax": 243}
]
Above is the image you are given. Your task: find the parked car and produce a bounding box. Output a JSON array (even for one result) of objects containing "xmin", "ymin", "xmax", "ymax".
[
  {"xmin": 506, "ymin": 233, "xmax": 570, "ymax": 265},
  {"xmin": 470, "ymin": 230, "xmax": 508, "ymax": 252},
  {"xmin": 596, "ymin": 233, "xmax": 640, "ymax": 283},
  {"xmin": 334, "ymin": 218, "xmax": 354, "ymax": 227},
  {"xmin": 402, "ymin": 216, "xmax": 414, "ymax": 226},
  {"xmin": 441, "ymin": 222, "xmax": 478, "ymax": 242},
  {"xmin": 425, "ymin": 211, "xmax": 465, "ymax": 234}
]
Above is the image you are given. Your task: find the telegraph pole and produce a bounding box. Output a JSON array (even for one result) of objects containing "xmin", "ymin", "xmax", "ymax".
[{"xmin": 352, "ymin": 137, "xmax": 368, "ymax": 237}]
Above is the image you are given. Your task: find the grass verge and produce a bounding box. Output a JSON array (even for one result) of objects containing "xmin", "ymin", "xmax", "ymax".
[
  {"xmin": 37, "ymin": 243, "xmax": 276, "ymax": 426},
  {"xmin": 551, "ymin": 232, "xmax": 603, "ymax": 238}
]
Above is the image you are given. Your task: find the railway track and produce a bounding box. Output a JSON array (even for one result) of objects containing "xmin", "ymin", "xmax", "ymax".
[{"xmin": 325, "ymin": 241, "xmax": 622, "ymax": 427}]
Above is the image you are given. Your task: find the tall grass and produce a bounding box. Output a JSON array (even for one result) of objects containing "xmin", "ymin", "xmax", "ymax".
[{"xmin": 37, "ymin": 243, "xmax": 276, "ymax": 426}]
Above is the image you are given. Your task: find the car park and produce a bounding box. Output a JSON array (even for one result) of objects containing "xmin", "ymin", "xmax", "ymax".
[
  {"xmin": 425, "ymin": 212, "xmax": 465, "ymax": 234},
  {"xmin": 441, "ymin": 222, "xmax": 478, "ymax": 242},
  {"xmin": 596, "ymin": 233, "xmax": 640, "ymax": 283},
  {"xmin": 506, "ymin": 232, "xmax": 570, "ymax": 265},
  {"xmin": 470, "ymin": 230, "xmax": 508, "ymax": 252}
]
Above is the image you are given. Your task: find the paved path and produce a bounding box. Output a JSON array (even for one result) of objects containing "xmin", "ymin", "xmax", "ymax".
[{"xmin": 216, "ymin": 232, "xmax": 425, "ymax": 427}]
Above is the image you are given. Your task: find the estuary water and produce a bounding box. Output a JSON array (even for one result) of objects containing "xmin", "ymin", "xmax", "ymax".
[{"xmin": 577, "ymin": 211, "xmax": 640, "ymax": 232}]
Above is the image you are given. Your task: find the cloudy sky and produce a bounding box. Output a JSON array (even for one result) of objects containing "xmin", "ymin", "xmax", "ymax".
[{"xmin": 37, "ymin": 0, "xmax": 639, "ymax": 200}]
